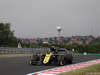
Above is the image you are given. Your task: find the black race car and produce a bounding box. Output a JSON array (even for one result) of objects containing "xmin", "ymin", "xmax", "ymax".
[{"xmin": 30, "ymin": 48, "xmax": 73, "ymax": 66}]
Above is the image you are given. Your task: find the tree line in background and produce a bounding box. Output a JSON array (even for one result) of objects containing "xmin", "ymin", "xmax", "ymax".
[
  {"xmin": 35, "ymin": 43, "xmax": 100, "ymax": 53},
  {"xmin": 0, "ymin": 23, "xmax": 100, "ymax": 53},
  {"xmin": 0, "ymin": 23, "xmax": 21, "ymax": 47}
]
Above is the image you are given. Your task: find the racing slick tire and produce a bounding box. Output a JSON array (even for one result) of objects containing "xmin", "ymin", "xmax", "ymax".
[
  {"xmin": 30, "ymin": 55, "xmax": 39, "ymax": 65},
  {"xmin": 65, "ymin": 54, "xmax": 73, "ymax": 64},
  {"xmin": 58, "ymin": 55, "xmax": 65, "ymax": 66}
]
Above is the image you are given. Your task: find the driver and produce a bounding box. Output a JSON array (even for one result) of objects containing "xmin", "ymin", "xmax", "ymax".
[{"xmin": 50, "ymin": 46, "xmax": 56, "ymax": 54}]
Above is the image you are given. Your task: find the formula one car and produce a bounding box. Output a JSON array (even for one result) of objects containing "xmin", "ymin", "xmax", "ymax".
[{"xmin": 30, "ymin": 47, "xmax": 73, "ymax": 66}]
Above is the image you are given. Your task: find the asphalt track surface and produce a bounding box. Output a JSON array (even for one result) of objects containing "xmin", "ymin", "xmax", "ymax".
[{"xmin": 0, "ymin": 55, "xmax": 100, "ymax": 75}]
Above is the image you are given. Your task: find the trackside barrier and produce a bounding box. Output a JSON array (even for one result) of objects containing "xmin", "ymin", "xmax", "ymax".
[
  {"xmin": 75, "ymin": 53, "xmax": 100, "ymax": 55},
  {"xmin": 0, "ymin": 48, "xmax": 99, "ymax": 55},
  {"xmin": 0, "ymin": 47, "xmax": 48, "ymax": 54}
]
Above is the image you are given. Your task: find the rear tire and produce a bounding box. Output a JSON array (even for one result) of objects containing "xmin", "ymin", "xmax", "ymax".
[
  {"xmin": 58, "ymin": 55, "xmax": 65, "ymax": 66},
  {"xmin": 70, "ymin": 56, "xmax": 73, "ymax": 64},
  {"xmin": 65, "ymin": 54, "xmax": 73, "ymax": 64}
]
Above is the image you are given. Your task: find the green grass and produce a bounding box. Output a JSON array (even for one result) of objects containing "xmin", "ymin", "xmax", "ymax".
[
  {"xmin": 58, "ymin": 64, "xmax": 100, "ymax": 75},
  {"xmin": 0, "ymin": 54, "xmax": 33, "ymax": 57}
]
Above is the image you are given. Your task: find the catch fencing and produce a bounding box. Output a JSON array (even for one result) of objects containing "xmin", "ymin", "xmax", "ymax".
[{"xmin": 0, "ymin": 47, "xmax": 48, "ymax": 54}]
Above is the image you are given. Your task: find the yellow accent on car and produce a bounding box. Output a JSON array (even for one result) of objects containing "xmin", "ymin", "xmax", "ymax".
[
  {"xmin": 60, "ymin": 64, "xmax": 64, "ymax": 65},
  {"xmin": 30, "ymin": 61, "xmax": 32, "ymax": 64},
  {"xmin": 43, "ymin": 54, "xmax": 54, "ymax": 64},
  {"xmin": 60, "ymin": 61, "xmax": 64, "ymax": 65}
]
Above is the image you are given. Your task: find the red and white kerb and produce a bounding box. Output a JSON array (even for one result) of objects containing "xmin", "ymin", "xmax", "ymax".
[{"xmin": 27, "ymin": 59, "xmax": 100, "ymax": 75}]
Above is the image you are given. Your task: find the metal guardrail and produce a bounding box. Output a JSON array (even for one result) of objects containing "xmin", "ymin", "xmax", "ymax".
[
  {"xmin": 1, "ymin": 48, "xmax": 99, "ymax": 55},
  {"xmin": 0, "ymin": 47, "xmax": 48, "ymax": 54}
]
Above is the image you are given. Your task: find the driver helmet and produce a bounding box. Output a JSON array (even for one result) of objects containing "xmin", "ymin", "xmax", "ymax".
[
  {"xmin": 50, "ymin": 46, "xmax": 56, "ymax": 52},
  {"xmin": 51, "ymin": 46, "xmax": 55, "ymax": 48}
]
